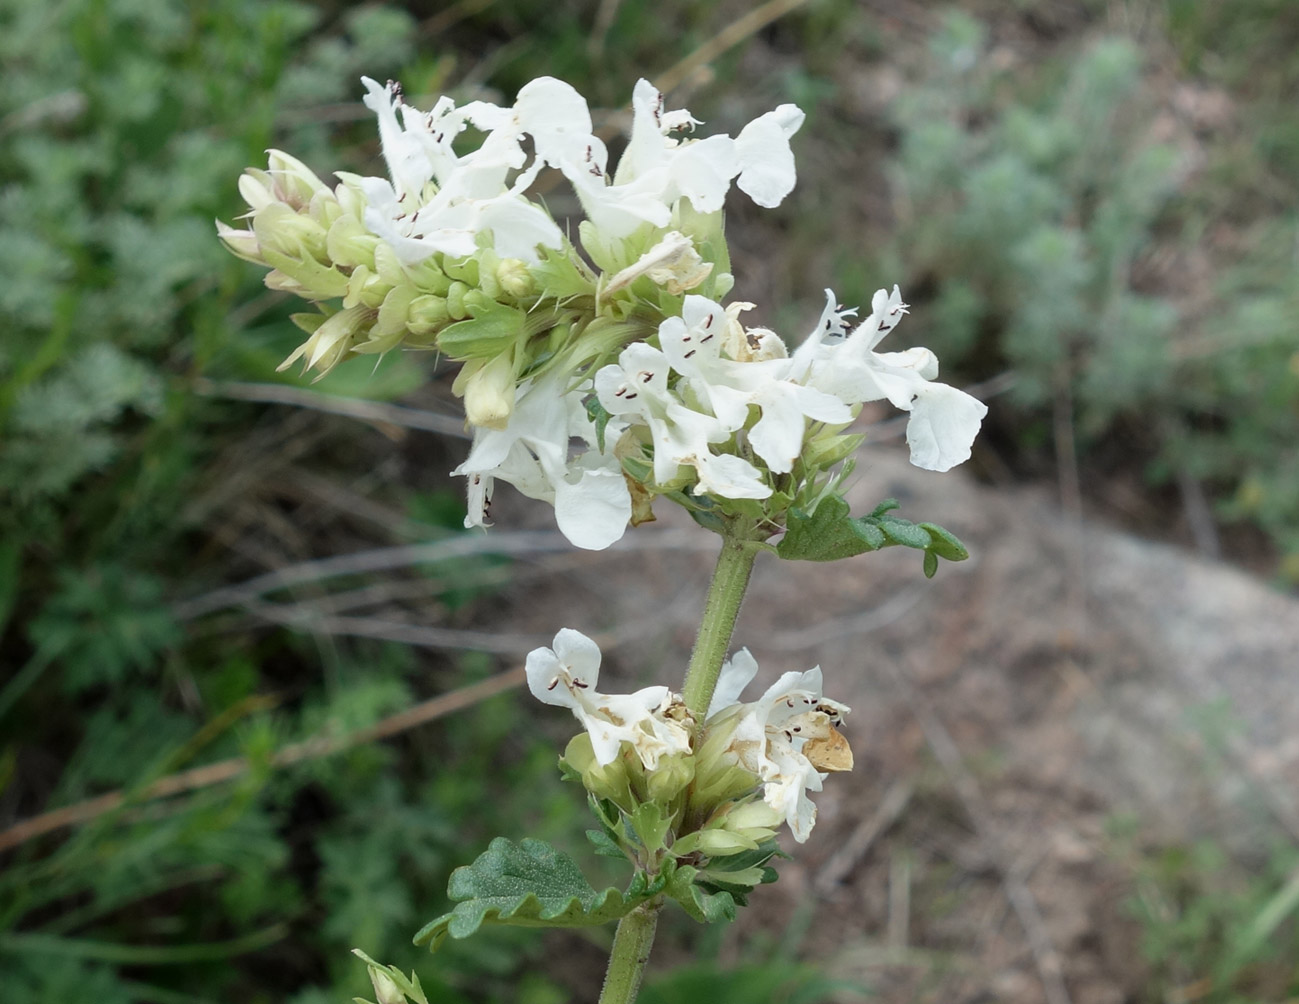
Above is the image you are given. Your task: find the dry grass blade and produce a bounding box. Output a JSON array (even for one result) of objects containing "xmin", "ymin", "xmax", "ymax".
[
  {"xmin": 0, "ymin": 667, "xmax": 525, "ymax": 854},
  {"xmin": 175, "ymin": 528, "xmax": 716, "ymax": 621},
  {"xmin": 654, "ymin": 0, "xmax": 813, "ymax": 95},
  {"xmin": 193, "ymin": 378, "xmax": 470, "ymax": 439}
]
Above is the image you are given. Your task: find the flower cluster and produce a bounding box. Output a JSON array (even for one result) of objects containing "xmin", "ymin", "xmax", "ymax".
[
  {"xmin": 219, "ymin": 75, "xmax": 985, "ymax": 550},
  {"xmin": 528, "ymin": 629, "xmax": 850, "ymax": 848}
]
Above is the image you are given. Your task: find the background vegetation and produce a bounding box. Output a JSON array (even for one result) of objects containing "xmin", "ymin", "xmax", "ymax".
[{"xmin": 1, "ymin": 0, "xmax": 1296, "ymax": 1001}]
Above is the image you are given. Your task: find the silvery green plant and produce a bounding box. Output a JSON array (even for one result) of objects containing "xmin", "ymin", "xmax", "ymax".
[{"xmin": 220, "ymin": 74, "xmax": 987, "ymax": 1004}]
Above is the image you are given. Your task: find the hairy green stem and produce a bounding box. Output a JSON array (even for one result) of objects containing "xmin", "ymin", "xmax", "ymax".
[
  {"xmin": 597, "ymin": 524, "xmax": 760, "ymax": 1004},
  {"xmin": 597, "ymin": 899, "xmax": 662, "ymax": 1004},
  {"xmin": 680, "ymin": 529, "xmax": 760, "ymax": 718}
]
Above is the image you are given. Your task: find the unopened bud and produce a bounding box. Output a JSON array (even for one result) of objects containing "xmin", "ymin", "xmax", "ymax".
[
  {"xmin": 457, "ymin": 353, "xmax": 517, "ymax": 430},
  {"xmin": 215, "ymin": 221, "xmax": 263, "ymax": 264},
  {"xmin": 278, "ymin": 303, "xmax": 372, "ymax": 377},
  {"xmin": 446, "ymin": 280, "xmax": 471, "ymax": 320},
  {"xmin": 646, "ymin": 752, "xmax": 694, "ymax": 803},
  {"xmin": 368, "ymin": 969, "xmax": 406, "ymax": 1004},
  {"xmin": 694, "ymin": 828, "xmax": 759, "ymax": 856},
  {"xmin": 406, "ymin": 295, "xmax": 450, "ymax": 338},
  {"xmin": 327, "ymin": 215, "xmax": 379, "ymax": 269},
  {"xmin": 496, "ymin": 258, "xmax": 535, "ymax": 299},
  {"xmin": 266, "ymin": 149, "xmax": 330, "ymax": 207},
  {"xmin": 560, "ymin": 733, "xmax": 636, "ymax": 811}
]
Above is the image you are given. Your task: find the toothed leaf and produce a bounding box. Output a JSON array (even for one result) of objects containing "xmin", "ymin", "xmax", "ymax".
[{"xmin": 414, "ymin": 838, "xmax": 642, "ymax": 951}]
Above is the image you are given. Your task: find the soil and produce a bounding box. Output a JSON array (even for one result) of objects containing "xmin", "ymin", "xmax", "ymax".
[{"xmin": 493, "ymin": 449, "xmax": 1299, "ymax": 1004}]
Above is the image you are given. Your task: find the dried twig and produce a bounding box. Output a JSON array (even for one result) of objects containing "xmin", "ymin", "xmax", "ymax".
[
  {"xmin": 193, "ymin": 378, "xmax": 470, "ymax": 439},
  {"xmin": 0, "ymin": 668, "xmax": 525, "ymax": 854},
  {"xmin": 174, "ymin": 528, "xmax": 715, "ymax": 621},
  {"xmin": 654, "ymin": 0, "xmax": 813, "ymax": 95},
  {"xmin": 814, "ymin": 778, "xmax": 915, "ymax": 895}
]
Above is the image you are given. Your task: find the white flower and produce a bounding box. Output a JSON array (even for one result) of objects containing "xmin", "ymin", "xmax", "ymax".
[
  {"xmin": 357, "ymin": 77, "xmax": 570, "ymax": 264},
  {"xmin": 454, "ymin": 372, "xmax": 631, "ymax": 550},
  {"xmin": 706, "ymin": 650, "xmax": 850, "ymax": 842},
  {"xmin": 526, "ymin": 628, "xmax": 690, "ymax": 769},
  {"xmin": 563, "ymin": 79, "xmax": 804, "ymax": 238},
  {"xmin": 660, "ymin": 295, "xmax": 852, "ymax": 474},
  {"xmin": 792, "ymin": 286, "xmax": 987, "ymax": 472}
]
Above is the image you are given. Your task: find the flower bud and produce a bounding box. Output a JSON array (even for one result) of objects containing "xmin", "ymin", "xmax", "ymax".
[
  {"xmin": 693, "ymin": 828, "xmax": 759, "ymax": 856},
  {"xmin": 495, "ymin": 258, "xmax": 535, "ymax": 299},
  {"xmin": 724, "ymin": 800, "xmax": 783, "ymax": 832},
  {"xmin": 446, "ymin": 280, "xmax": 471, "ymax": 320},
  {"xmin": 343, "ymin": 264, "xmax": 393, "ymax": 310},
  {"xmin": 266, "ymin": 149, "xmax": 330, "ymax": 207},
  {"xmin": 406, "ymin": 295, "xmax": 450, "ymax": 338},
  {"xmin": 278, "ymin": 303, "xmax": 372, "ymax": 376},
  {"xmin": 801, "ymin": 428, "xmax": 864, "ymax": 473},
  {"xmin": 560, "ymin": 733, "xmax": 636, "ymax": 812},
  {"xmin": 326, "ymin": 215, "xmax": 379, "ymax": 269},
  {"xmin": 457, "ymin": 353, "xmax": 517, "ymax": 430},
  {"xmin": 215, "ymin": 221, "xmax": 263, "ymax": 264},
  {"xmin": 369, "ymin": 968, "xmax": 406, "ymax": 1004},
  {"xmin": 646, "ymin": 752, "xmax": 694, "ymax": 804}
]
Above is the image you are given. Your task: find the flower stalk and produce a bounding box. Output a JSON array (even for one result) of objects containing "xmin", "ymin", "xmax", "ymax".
[
  {"xmin": 597, "ymin": 522, "xmax": 760, "ymax": 1003},
  {"xmin": 681, "ymin": 526, "xmax": 761, "ymax": 718},
  {"xmin": 598, "ymin": 898, "xmax": 663, "ymax": 1004}
]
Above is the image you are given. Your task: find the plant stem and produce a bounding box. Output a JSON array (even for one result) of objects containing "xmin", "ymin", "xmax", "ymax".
[
  {"xmin": 680, "ymin": 529, "xmax": 759, "ymax": 718},
  {"xmin": 597, "ymin": 524, "xmax": 761, "ymax": 1004},
  {"xmin": 597, "ymin": 899, "xmax": 662, "ymax": 1004}
]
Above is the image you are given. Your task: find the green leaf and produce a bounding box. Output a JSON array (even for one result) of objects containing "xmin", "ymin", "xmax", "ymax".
[
  {"xmin": 689, "ymin": 886, "xmax": 738, "ymax": 924},
  {"xmin": 585, "ymin": 397, "xmax": 612, "ymax": 453},
  {"xmin": 532, "ymin": 243, "xmax": 595, "ymax": 300},
  {"xmin": 923, "ymin": 550, "xmax": 939, "ymax": 578},
  {"xmin": 873, "ymin": 515, "xmax": 932, "ymax": 550},
  {"xmin": 777, "ymin": 495, "xmax": 885, "ymax": 562},
  {"xmin": 585, "ymin": 829, "xmax": 626, "ymax": 859},
  {"xmin": 413, "ymin": 838, "xmax": 642, "ymax": 951},
  {"xmin": 628, "ymin": 803, "xmax": 673, "ymax": 855},
  {"xmin": 435, "ymin": 296, "xmax": 524, "ymax": 358},
  {"xmin": 919, "ymin": 522, "xmax": 969, "ymax": 561}
]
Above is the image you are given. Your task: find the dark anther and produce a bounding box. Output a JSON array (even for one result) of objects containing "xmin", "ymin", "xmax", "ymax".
[{"xmin": 547, "ymin": 678, "xmax": 559, "ymax": 690}]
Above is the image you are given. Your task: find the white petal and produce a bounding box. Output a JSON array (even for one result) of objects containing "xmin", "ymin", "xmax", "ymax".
[
  {"xmin": 473, "ymin": 195, "xmax": 564, "ymax": 261},
  {"xmin": 905, "ymin": 382, "xmax": 988, "ymax": 472},
  {"xmin": 551, "ymin": 627, "xmax": 603, "ymax": 686},
  {"xmin": 692, "ymin": 452, "xmax": 771, "ymax": 499},
  {"xmin": 707, "ymin": 648, "xmax": 760, "ymax": 719},
  {"xmin": 554, "ymin": 465, "xmax": 632, "ymax": 550},
  {"xmin": 667, "ymin": 134, "xmax": 738, "ymax": 213},
  {"xmin": 515, "ymin": 76, "xmax": 594, "ymax": 167},
  {"xmin": 735, "ymin": 104, "xmax": 804, "ymax": 207},
  {"xmin": 525, "ymin": 645, "xmax": 576, "ymax": 708}
]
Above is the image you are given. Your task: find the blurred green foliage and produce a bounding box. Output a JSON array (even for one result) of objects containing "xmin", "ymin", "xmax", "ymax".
[
  {"xmin": 3, "ymin": 0, "xmax": 1299, "ymax": 1001},
  {"xmin": 869, "ymin": 8, "xmax": 1299, "ymax": 573}
]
